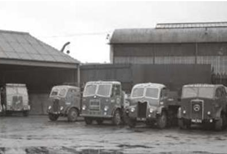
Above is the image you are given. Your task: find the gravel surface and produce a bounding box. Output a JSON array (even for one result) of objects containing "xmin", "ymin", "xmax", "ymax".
[{"xmin": 0, "ymin": 116, "xmax": 227, "ymax": 154}]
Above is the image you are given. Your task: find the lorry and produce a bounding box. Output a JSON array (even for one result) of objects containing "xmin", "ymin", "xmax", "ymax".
[
  {"xmin": 47, "ymin": 85, "xmax": 81, "ymax": 122},
  {"xmin": 126, "ymin": 83, "xmax": 179, "ymax": 129},
  {"xmin": 0, "ymin": 83, "xmax": 30, "ymax": 116},
  {"xmin": 0, "ymin": 100, "xmax": 2, "ymax": 115},
  {"xmin": 80, "ymin": 81, "xmax": 126, "ymax": 125},
  {"xmin": 178, "ymin": 84, "xmax": 227, "ymax": 131}
]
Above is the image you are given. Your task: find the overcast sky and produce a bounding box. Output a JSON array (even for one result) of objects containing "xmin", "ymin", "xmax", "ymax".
[{"xmin": 1, "ymin": 1, "xmax": 227, "ymax": 63}]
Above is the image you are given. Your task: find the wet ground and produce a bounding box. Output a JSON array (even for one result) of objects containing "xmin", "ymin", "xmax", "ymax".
[{"xmin": 0, "ymin": 116, "xmax": 227, "ymax": 154}]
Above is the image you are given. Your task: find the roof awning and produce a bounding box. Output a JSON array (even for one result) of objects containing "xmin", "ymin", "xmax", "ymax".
[{"xmin": 0, "ymin": 30, "xmax": 80, "ymax": 68}]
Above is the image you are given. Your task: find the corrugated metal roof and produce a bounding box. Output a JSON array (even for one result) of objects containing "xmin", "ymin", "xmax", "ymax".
[
  {"xmin": 156, "ymin": 22, "xmax": 227, "ymax": 29},
  {"xmin": 0, "ymin": 30, "xmax": 80, "ymax": 67},
  {"xmin": 110, "ymin": 28, "xmax": 227, "ymax": 44}
]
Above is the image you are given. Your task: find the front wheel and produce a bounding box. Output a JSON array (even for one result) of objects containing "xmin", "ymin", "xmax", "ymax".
[
  {"xmin": 214, "ymin": 114, "xmax": 225, "ymax": 131},
  {"xmin": 157, "ymin": 112, "xmax": 167, "ymax": 129},
  {"xmin": 85, "ymin": 117, "xmax": 93, "ymax": 125},
  {"xmin": 23, "ymin": 111, "xmax": 29, "ymax": 117},
  {"xmin": 112, "ymin": 110, "xmax": 121, "ymax": 126},
  {"xmin": 67, "ymin": 108, "xmax": 78, "ymax": 122},
  {"xmin": 178, "ymin": 118, "xmax": 185, "ymax": 129},
  {"xmin": 128, "ymin": 118, "xmax": 136, "ymax": 128},
  {"xmin": 48, "ymin": 113, "xmax": 59, "ymax": 121},
  {"xmin": 96, "ymin": 119, "xmax": 103, "ymax": 125}
]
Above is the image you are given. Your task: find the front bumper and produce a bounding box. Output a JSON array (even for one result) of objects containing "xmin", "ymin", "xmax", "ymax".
[
  {"xmin": 6, "ymin": 105, "xmax": 30, "ymax": 111},
  {"xmin": 80, "ymin": 110, "xmax": 113, "ymax": 118},
  {"xmin": 181, "ymin": 118, "xmax": 215, "ymax": 124}
]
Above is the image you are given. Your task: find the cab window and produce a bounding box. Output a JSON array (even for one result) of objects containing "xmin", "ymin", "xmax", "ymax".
[
  {"xmin": 112, "ymin": 85, "xmax": 121, "ymax": 97},
  {"xmin": 161, "ymin": 88, "xmax": 167, "ymax": 98},
  {"xmin": 215, "ymin": 88, "xmax": 222, "ymax": 98}
]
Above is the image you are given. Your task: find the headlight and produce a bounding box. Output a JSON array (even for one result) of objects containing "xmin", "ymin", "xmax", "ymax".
[
  {"xmin": 130, "ymin": 107, "xmax": 135, "ymax": 112},
  {"xmin": 183, "ymin": 110, "xmax": 186, "ymax": 114},
  {"xmin": 149, "ymin": 108, "xmax": 153, "ymax": 113},
  {"xmin": 48, "ymin": 106, "xmax": 52, "ymax": 110},
  {"xmin": 60, "ymin": 106, "xmax": 64, "ymax": 111},
  {"xmin": 160, "ymin": 102, "xmax": 164, "ymax": 105},
  {"xmin": 82, "ymin": 105, "xmax": 86, "ymax": 110},
  {"xmin": 104, "ymin": 106, "xmax": 109, "ymax": 111},
  {"xmin": 207, "ymin": 111, "xmax": 211, "ymax": 115}
]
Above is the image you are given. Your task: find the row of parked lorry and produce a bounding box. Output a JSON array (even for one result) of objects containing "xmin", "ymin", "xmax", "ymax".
[{"xmin": 46, "ymin": 81, "xmax": 227, "ymax": 131}]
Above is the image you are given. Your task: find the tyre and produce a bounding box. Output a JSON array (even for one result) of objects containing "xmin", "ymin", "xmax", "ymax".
[
  {"xmin": 96, "ymin": 119, "xmax": 103, "ymax": 125},
  {"xmin": 215, "ymin": 114, "xmax": 224, "ymax": 131},
  {"xmin": 67, "ymin": 108, "xmax": 78, "ymax": 122},
  {"xmin": 145, "ymin": 121, "xmax": 154, "ymax": 128},
  {"xmin": 222, "ymin": 114, "xmax": 227, "ymax": 130},
  {"xmin": 112, "ymin": 110, "xmax": 121, "ymax": 126},
  {"xmin": 48, "ymin": 113, "xmax": 59, "ymax": 121},
  {"xmin": 85, "ymin": 117, "xmax": 93, "ymax": 125},
  {"xmin": 178, "ymin": 119, "xmax": 185, "ymax": 129},
  {"xmin": 128, "ymin": 118, "xmax": 136, "ymax": 128},
  {"xmin": 23, "ymin": 111, "xmax": 29, "ymax": 117},
  {"xmin": 157, "ymin": 112, "xmax": 167, "ymax": 129}
]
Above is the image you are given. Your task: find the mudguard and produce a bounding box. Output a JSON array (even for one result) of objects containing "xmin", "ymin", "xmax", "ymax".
[
  {"xmin": 215, "ymin": 107, "xmax": 223, "ymax": 119},
  {"xmin": 177, "ymin": 107, "xmax": 182, "ymax": 118},
  {"xmin": 112, "ymin": 107, "xmax": 121, "ymax": 116},
  {"xmin": 66, "ymin": 106, "xmax": 78, "ymax": 114},
  {"xmin": 157, "ymin": 106, "xmax": 165, "ymax": 115}
]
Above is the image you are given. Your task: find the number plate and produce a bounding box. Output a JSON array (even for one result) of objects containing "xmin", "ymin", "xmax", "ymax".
[
  {"xmin": 191, "ymin": 119, "xmax": 202, "ymax": 123},
  {"xmin": 137, "ymin": 118, "xmax": 146, "ymax": 121}
]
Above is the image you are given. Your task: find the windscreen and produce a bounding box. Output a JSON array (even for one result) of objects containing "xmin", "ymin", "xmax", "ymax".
[
  {"xmin": 131, "ymin": 87, "xmax": 144, "ymax": 98},
  {"xmin": 97, "ymin": 84, "xmax": 112, "ymax": 97},
  {"xmin": 131, "ymin": 87, "xmax": 159, "ymax": 99},
  {"xmin": 6, "ymin": 87, "xmax": 17, "ymax": 95},
  {"xmin": 182, "ymin": 87, "xmax": 214, "ymax": 99},
  {"xmin": 6, "ymin": 86, "xmax": 28, "ymax": 105},
  {"xmin": 83, "ymin": 84, "xmax": 97, "ymax": 97},
  {"xmin": 50, "ymin": 87, "xmax": 67, "ymax": 98},
  {"xmin": 145, "ymin": 88, "xmax": 159, "ymax": 99}
]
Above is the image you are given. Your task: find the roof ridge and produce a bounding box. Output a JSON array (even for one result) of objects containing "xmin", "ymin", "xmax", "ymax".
[
  {"xmin": 0, "ymin": 29, "xmax": 29, "ymax": 35},
  {"xmin": 157, "ymin": 21, "xmax": 227, "ymax": 25}
]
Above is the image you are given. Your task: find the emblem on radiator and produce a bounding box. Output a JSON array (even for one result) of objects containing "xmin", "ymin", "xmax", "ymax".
[{"xmin": 193, "ymin": 104, "xmax": 200, "ymax": 112}]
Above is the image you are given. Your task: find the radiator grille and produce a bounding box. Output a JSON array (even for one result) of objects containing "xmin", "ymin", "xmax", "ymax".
[{"xmin": 137, "ymin": 101, "xmax": 147, "ymax": 118}]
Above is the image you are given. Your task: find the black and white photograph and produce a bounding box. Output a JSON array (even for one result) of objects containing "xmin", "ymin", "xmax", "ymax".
[{"xmin": 1, "ymin": 1, "xmax": 227, "ymax": 154}]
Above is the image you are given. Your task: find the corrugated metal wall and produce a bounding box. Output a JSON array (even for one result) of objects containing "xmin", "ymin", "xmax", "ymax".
[
  {"xmin": 81, "ymin": 64, "xmax": 211, "ymax": 93},
  {"xmin": 112, "ymin": 43, "xmax": 227, "ymax": 74},
  {"xmin": 81, "ymin": 64, "xmax": 133, "ymax": 93}
]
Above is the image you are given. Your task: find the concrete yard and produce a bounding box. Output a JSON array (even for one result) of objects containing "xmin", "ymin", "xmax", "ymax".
[{"xmin": 0, "ymin": 116, "xmax": 227, "ymax": 154}]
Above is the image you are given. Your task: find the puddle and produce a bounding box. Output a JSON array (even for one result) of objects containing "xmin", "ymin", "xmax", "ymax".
[
  {"xmin": 0, "ymin": 147, "xmax": 5, "ymax": 154},
  {"xmin": 118, "ymin": 144, "xmax": 152, "ymax": 149},
  {"xmin": 0, "ymin": 147, "xmax": 123, "ymax": 154}
]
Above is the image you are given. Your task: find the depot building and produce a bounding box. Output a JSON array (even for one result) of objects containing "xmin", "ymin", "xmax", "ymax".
[
  {"xmin": 109, "ymin": 22, "xmax": 227, "ymax": 85},
  {"xmin": 0, "ymin": 30, "xmax": 80, "ymax": 114}
]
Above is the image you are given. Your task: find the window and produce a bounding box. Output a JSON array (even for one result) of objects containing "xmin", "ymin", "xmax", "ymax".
[{"xmin": 112, "ymin": 85, "xmax": 121, "ymax": 96}]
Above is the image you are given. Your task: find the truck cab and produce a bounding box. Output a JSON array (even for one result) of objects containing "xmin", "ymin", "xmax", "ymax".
[
  {"xmin": 80, "ymin": 81, "xmax": 125, "ymax": 125},
  {"xmin": 126, "ymin": 83, "xmax": 179, "ymax": 129},
  {"xmin": 178, "ymin": 84, "xmax": 227, "ymax": 131},
  {"xmin": 0, "ymin": 97, "xmax": 2, "ymax": 114},
  {"xmin": 47, "ymin": 85, "xmax": 81, "ymax": 122},
  {"xmin": 1, "ymin": 83, "xmax": 30, "ymax": 116}
]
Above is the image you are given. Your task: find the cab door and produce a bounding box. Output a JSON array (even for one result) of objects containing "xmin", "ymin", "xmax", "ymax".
[
  {"xmin": 218, "ymin": 87, "xmax": 227, "ymax": 109},
  {"xmin": 160, "ymin": 88, "xmax": 168, "ymax": 107},
  {"xmin": 112, "ymin": 84, "xmax": 122, "ymax": 108}
]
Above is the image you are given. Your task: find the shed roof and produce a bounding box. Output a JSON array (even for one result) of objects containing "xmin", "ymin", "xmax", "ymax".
[
  {"xmin": 110, "ymin": 27, "xmax": 227, "ymax": 44},
  {"xmin": 0, "ymin": 30, "xmax": 80, "ymax": 68},
  {"xmin": 156, "ymin": 22, "xmax": 227, "ymax": 29}
]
